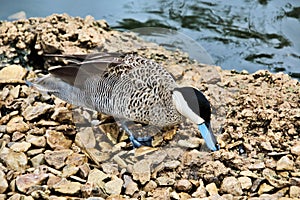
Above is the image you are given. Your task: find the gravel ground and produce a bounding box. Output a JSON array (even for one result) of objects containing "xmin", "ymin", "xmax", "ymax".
[{"xmin": 0, "ymin": 14, "xmax": 299, "ymax": 200}]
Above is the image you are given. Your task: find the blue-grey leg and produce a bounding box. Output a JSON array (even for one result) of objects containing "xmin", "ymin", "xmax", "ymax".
[{"xmin": 120, "ymin": 121, "xmax": 153, "ymax": 148}]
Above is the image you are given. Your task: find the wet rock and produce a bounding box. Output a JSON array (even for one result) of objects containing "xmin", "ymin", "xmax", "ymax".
[
  {"xmin": 220, "ymin": 177, "xmax": 243, "ymax": 196},
  {"xmin": 45, "ymin": 130, "xmax": 72, "ymax": 150},
  {"xmin": 206, "ymin": 182, "xmax": 218, "ymax": 196},
  {"xmin": 10, "ymin": 141, "xmax": 31, "ymax": 152},
  {"xmin": 276, "ymin": 155, "xmax": 294, "ymax": 171},
  {"xmin": 0, "ymin": 65, "xmax": 27, "ymax": 83},
  {"xmin": 16, "ymin": 172, "xmax": 48, "ymax": 193},
  {"xmin": 237, "ymin": 176, "xmax": 252, "ymax": 190},
  {"xmin": 132, "ymin": 159, "xmax": 151, "ymax": 184},
  {"xmin": 175, "ymin": 179, "xmax": 192, "ymax": 192},
  {"xmin": 104, "ymin": 176, "xmax": 123, "ymax": 195},
  {"xmin": 44, "ymin": 149, "xmax": 73, "ymax": 169},
  {"xmin": 290, "ymin": 186, "xmax": 300, "ymax": 198},
  {"xmin": 6, "ymin": 116, "xmax": 29, "ymax": 133},
  {"xmin": 23, "ymin": 102, "xmax": 54, "ymax": 121},
  {"xmin": 0, "ymin": 170, "xmax": 8, "ymax": 193},
  {"xmin": 53, "ymin": 178, "xmax": 81, "ymax": 194}
]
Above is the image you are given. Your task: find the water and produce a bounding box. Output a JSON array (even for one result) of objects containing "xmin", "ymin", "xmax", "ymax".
[{"xmin": 1, "ymin": 0, "xmax": 299, "ymax": 78}]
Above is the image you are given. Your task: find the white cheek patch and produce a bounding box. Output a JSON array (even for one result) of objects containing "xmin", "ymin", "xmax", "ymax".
[{"xmin": 172, "ymin": 91, "xmax": 205, "ymax": 125}]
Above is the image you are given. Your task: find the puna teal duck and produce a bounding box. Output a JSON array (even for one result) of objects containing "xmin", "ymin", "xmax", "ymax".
[{"xmin": 29, "ymin": 52, "xmax": 219, "ymax": 151}]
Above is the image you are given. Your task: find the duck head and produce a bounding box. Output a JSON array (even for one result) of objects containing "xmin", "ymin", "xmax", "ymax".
[{"xmin": 172, "ymin": 86, "xmax": 219, "ymax": 151}]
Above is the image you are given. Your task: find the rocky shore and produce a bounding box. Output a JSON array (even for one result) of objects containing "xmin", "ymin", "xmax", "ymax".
[{"xmin": 0, "ymin": 14, "xmax": 299, "ymax": 200}]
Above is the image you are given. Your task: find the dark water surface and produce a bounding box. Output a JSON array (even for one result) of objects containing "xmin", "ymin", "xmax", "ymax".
[{"xmin": 1, "ymin": 0, "xmax": 299, "ymax": 78}]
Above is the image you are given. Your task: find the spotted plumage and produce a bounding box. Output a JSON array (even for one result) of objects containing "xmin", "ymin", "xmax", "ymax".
[{"xmin": 31, "ymin": 52, "xmax": 219, "ymax": 151}]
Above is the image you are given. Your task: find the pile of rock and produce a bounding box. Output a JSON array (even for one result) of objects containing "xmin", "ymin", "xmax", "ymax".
[{"xmin": 0, "ymin": 14, "xmax": 299, "ymax": 199}]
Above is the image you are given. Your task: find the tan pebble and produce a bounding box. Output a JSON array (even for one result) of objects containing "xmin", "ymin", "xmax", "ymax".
[
  {"xmin": 44, "ymin": 149, "xmax": 73, "ymax": 169},
  {"xmin": 26, "ymin": 134, "xmax": 46, "ymax": 147},
  {"xmin": 6, "ymin": 116, "xmax": 29, "ymax": 133},
  {"xmin": 164, "ymin": 160, "xmax": 181, "ymax": 169},
  {"xmin": 106, "ymin": 194, "xmax": 125, "ymax": 200},
  {"xmin": 170, "ymin": 191, "xmax": 180, "ymax": 200},
  {"xmin": 178, "ymin": 192, "xmax": 191, "ymax": 200},
  {"xmin": 51, "ymin": 107, "xmax": 73, "ymax": 123},
  {"xmin": 248, "ymin": 161, "xmax": 265, "ymax": 170},
  {"xmin": 12, "ymin": 132, "xmax": 25, "ymax": 141},
  {"xmin": 261, "ymin": 141, "xmax": 273, "ymax": 151},
  {"xmin": 23, "ymin": 102, "xmax": 54, "ymax": 121},
  {"xmin": 16, "ymin": 172, "xmax": 48, "ymax": 193},
  {"xmin": 206, "ymin": 182, "xmax": 218, "ymax": 196},
  {"xmin": 0, "ymin": 65, "xmax": 27, "ymax": 83},
  {"xmin": 276, "ymin": 155, "xmax": 294, "ymax": 171},
  {"xmin": 10, "ymin": 141, "xmax": 31, "ymax": 152},
  {"xmin": 0, "ymin": 170, "xmax": 8, "ymax": 193},
  {"xmin": 104, "ymin": 176, "xmax": 123, "ymax": 195},
  {"xmin": 134, "ymin": 146, "xmax": 158, "ymax": 157},
  {"xmin": 62, "ymin": 165, "xmax": 79, "ymax": 178},
  {"xmin": 65, "ymin": 153, "xmax": 88, "ymax": 166},
  {"xmin": 290, "ymin": 186, "xmax": 300, "ymax": 198},
  {"xmin": 258, "ymin": 183, "xmax": 274, "ymax": 195},
  {"xmin": 53, "ymin": 178, "xmax": 81, "ymax": 194},
  {"xmin": 238, "ymin": 176, "xmax": 252, "ymax": 190},
  {"xmin": 27, "ymin": 148, "xmax": 44, "ymax": 156},
  {"xmin": 175, "ymin": 179, "xmax": 192, "ymax": 192},
  {"xmin": 31, "ymin": 154, "xmax": 45, "ymax": 168},
  {"xmin": 36, "ymin": 119, "xmax": 60, "ymax": 126},
  {"xmin": 75, "ymin": 127, "xmax": 96, "ymax": 148},
  {"xmin": 87, "ymin": 169, "xmax": 109, "ymax": 187},
  {"xmin": 6, "ymin": 150, "xmax": 27, "ymax": 171},
  {"xmin": 47, "ymin": 174, "xmax": 62, "ymax": 188},
  {"xmin": 143, "ymin": 180, "xmax": 157, "ymax": 192},
  {"xmin": 10, "ymin": 85, "xmax": 20, "ymax": 98},
  {"xmin": 291, "ymin": 141, "xmax": 300, "ymax": 156},
  {"xmin": 220, "ymin": 177, "xmax": 243, "ymax": 196},
  {"xmin": 240, "ymin": 170, "xmax": 259, "ymax": 178},
  {"xmin": 262, "ymin": 168, "xmax": 290, "ymax": 188},
  {"xmin": 156, "ymin": 176, "xmax": 175, "ymax": 186},
  {"xmin": 79, "ymin": 163, "xmax": 90, "ymax": 178},
  {"xmin": 84, "ymin": 148, "xmax": 111, "ymax": 165},
  {"xmin": 45, "ymin": 130, "xmax": 72, "ymax": 150},
  {"xmin": 192, "ymin": 179, "xmax": 206, "ymax": 198},
  {"xmin": 123, "ymin": 175, "xmax": 138, "ymax": 196},
  {"xmin": 112, "ymin": 155, "xmax": 127, "ymax": 168},
  {"xmin": 132, "ymin": 159, "xmax": 151, "ymax": 184}
]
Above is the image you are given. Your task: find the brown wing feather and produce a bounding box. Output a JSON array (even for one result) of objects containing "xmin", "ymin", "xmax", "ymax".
[{"xmin": 46, "ymin": 52, "xmax": 125, "ymax": 86}]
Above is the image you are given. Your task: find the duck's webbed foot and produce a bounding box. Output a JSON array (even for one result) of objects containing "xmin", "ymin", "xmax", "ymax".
[{"xmin": 120, "ymin": 121, "xmax": 155, "ymax": 148}]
